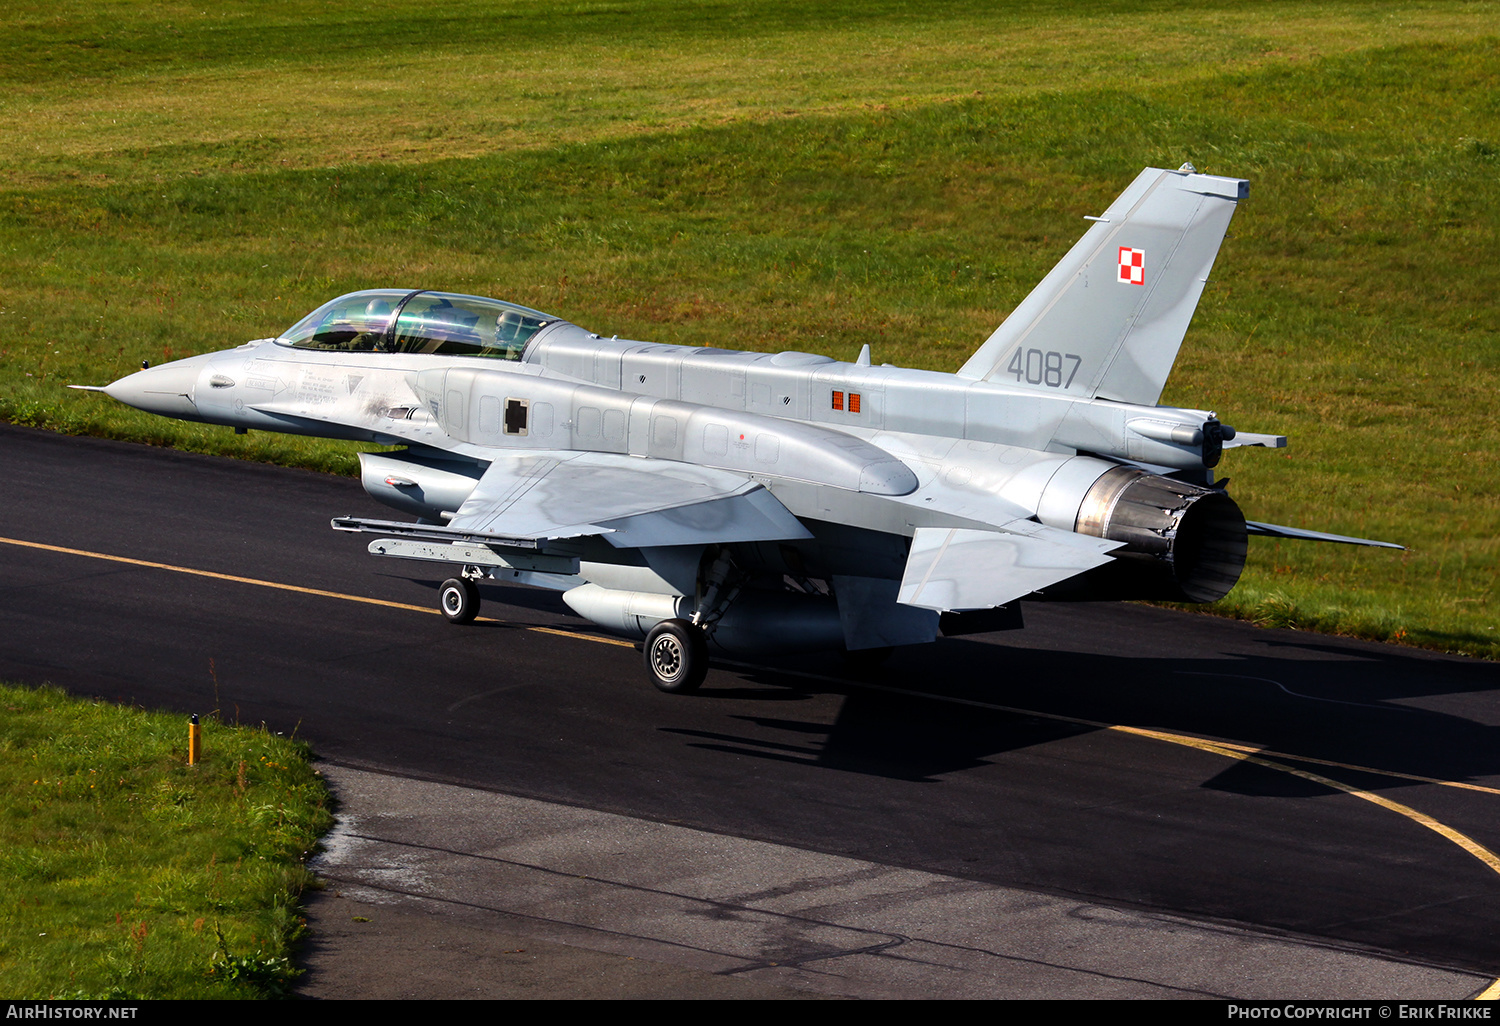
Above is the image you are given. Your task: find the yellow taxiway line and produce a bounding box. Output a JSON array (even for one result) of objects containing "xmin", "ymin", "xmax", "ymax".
[
  {"xmin": 1115, "ymin": 725, "xmax": 1500, "ymax": 876},
  {"xmin": 0, "ymin": 534, "xmax": 635, "ymax": 647}
]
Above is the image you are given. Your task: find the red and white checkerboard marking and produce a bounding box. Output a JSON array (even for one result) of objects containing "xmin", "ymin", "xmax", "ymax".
[{"xmin": 1118, "ymin": 246, "xmax": 1145, "ymax": 285}]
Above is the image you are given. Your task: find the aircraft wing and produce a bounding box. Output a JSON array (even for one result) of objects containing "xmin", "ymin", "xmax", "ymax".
[{"xmin": 436, "ymin": 449, "xmax": 811, "ymax": 547}]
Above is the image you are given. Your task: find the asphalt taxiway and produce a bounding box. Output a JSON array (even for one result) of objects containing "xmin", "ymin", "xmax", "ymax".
[{"xmin": 1, "ymin": 424, "xmax": 1497, "ymax": 999}]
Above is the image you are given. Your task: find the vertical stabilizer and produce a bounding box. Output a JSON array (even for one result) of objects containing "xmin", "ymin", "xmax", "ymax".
[{"xmin": 958, "ymin": 166, "xmax": 1247, "ymax": 406}]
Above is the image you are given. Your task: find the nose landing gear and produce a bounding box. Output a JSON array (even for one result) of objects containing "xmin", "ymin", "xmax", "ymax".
[{"xmin": 439, "ymin": 577, "xmax": 480, "ymax": 624}]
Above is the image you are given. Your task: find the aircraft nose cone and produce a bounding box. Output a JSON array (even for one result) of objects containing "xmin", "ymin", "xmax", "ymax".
[{"xmin": 103, "ymin": 353, "xmax": 217, "ymax": 420}]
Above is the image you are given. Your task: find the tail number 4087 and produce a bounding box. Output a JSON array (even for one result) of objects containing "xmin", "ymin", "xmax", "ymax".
[{"xmin": 1006, "ymin": 348, "xmax": 1083, "ymax": 389}]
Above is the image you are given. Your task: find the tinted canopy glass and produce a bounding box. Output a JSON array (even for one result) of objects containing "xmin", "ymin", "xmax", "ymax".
[{"xmin": 281, "ymin": 290, "xmax": 559, "ymax": 359}]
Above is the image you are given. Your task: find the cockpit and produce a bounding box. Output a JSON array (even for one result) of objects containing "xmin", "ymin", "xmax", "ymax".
[{"xmin": 279, "ymin": 289, "xmax": 560, "ymax": 360}]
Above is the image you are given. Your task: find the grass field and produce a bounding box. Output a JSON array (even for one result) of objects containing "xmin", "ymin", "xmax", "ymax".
[
  {"xmin": 1, "ymin": 0, "xmax": 1495, "ymax": 657},
  {"xmin": 0, "ymin": 682, "xmax": 331, "ymax": 998}
]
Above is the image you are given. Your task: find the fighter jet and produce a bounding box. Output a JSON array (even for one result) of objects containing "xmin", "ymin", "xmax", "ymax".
[{"xmin": 80, "ymin": 165, "xmax": 1399, "ymax": 692}]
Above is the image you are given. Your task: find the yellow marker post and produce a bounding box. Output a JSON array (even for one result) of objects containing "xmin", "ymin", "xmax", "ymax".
[{"xmin": 188, "ymin": 713, "xmax": 201, "ymax": 766}]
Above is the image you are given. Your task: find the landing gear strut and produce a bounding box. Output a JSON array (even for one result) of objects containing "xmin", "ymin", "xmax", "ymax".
[{"xmin": 643, "ymin": 618, "xmax": 708, "ymax": 694}]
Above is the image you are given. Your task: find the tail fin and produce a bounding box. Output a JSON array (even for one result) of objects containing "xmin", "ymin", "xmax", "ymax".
[{"xmin": 958, "ymin": 166, "xmax": 1247, "ymax": 406}]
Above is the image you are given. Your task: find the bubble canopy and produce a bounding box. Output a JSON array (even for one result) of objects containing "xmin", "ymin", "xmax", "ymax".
[{"xmin": 279, "ymin": 289, "xmax": 561, "ymax": 359}]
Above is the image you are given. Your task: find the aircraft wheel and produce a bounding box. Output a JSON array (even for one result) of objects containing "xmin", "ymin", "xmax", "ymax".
[
  {"xmin": 644, "ymin": 618, "xmax": 708, "ymax": 694},
  {"xmin": 439, "ymin": 577, "xmax": 480, "ymax": 624}
]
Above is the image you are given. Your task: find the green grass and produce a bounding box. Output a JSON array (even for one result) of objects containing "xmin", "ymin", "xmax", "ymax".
[
  {"xmin": 0, "ymin": 682, "xmax": 332, "ymax": 998},
  {"xmin": 0, "ymin": 1, "xmax": 1495, "ymax": 658}
]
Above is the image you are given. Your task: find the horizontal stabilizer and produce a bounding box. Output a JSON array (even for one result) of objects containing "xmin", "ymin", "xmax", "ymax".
[
  {"xmin": 1246, "ymin": 521, "xmax": 1404, "ymax": 550},
  {"xmin": 1224, "ymin": 432, "xmax": 1287, "ymax": 449},
  {"xmin": 898, "ymin": 526, "xmax": 1120, "ymax": 611}
]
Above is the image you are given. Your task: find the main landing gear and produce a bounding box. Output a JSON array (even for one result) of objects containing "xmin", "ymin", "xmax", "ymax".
[{"xmin": 643, "ymin": 618, "xmax": 709, "ymax": 694}]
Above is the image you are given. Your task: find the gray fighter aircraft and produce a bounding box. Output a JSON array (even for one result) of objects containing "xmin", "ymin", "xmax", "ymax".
[{"xmin": 80, "ymin": 165, "xmax": 1399, "ymax": 691}]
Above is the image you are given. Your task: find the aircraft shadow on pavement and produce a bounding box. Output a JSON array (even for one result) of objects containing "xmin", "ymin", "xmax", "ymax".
[{"xmin": 672, "ymin": 632, "xmax": 1500, "ymax": 797}]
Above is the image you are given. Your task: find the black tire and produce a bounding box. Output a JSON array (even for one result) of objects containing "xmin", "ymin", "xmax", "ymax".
[
  {"xmin": 643, "ymin": 618, "xmax": 708, "ymax": 694},
  {"xmin": 439, "ymin": 577, "xmax": 480, "ymax": 624}
]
